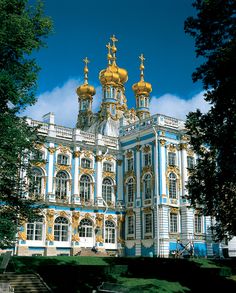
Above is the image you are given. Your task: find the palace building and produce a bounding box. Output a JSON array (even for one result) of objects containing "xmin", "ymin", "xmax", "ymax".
[{"xmin": 16, "ymin": 35, "xmax": 222, "ymax": 257}]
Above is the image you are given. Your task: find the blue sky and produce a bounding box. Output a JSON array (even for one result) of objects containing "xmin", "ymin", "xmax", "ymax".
[{"xmin": 24, "ymin": 0, "xmax": 210, "ymax": 127}]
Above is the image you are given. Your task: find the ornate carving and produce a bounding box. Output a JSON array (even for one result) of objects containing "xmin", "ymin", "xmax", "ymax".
[
  {"xmin": 143, "ymin": 207, "xmax": 152, "ymax": 213},
  {"xmin": 18, "ymin": 231, "xmax": 27, "ymax": 241},
  {"xmin": 58, "ymin": 144, "xmax": 71, "ymax": 154},
  {"xmin": 126, "ymin": 150, "xmax": 133, "ymax": 158},
  {"xmin": 55, "ymin": 164, "xmax": 71, "ymax": 173},
  {"xmin": 181, "ymin": 135, "xmax": 189, "ymax": 142},
  {"xmin": 79, "ymin": 167, "xmax": 95, "ymax": 175},
  {"xmin": 33, "ymin": 161, "xmax": 46, "ymax": 168},
  {"xmin": 73, "ymin": 151, "xmax": 81, "ymax": 158},
  {"xmin": 46, "ymin": 209, "xmax": 55, "ymax": 227},
  {"xmin": 103, "ymin": 171, "xmax": 115, "ymax": 180},
  {"xmin": 72, "ymin": 212, "xmax": 80, "ymax": 228},
  {"xmin": 170, "ymin": 207, "xmax": 179, "ymax": 214},
  {"xmin": 105, "ymin": 155, "xmax": 114, "ymax": 161},
  {"xmin": 96, "ymin": 235, "xmax": 104, "ymax": 243},
  {"xmin": 117, "ymin": 215, "xmax": 125, "ymax": 224},
  {"xmin": 84, "ymin": 213, "xmax": 91, "ymax": 219},
  {"xmin": 141, "ymin": 166, "xmax": 153, "ymax": 177},
  {"xmin": 72, "ymin": 234, "xmax": 80, "ymax": 242},
  {"xmin": 143, "ymin": 145, "xmax": 151, "ymax": 153},
  {"xmin": 95, "ymin": 155, "xmax": 103, "ymax": 162},
  {"xmin": 60, "ymin": 211, "xmax": 68, "ymax": 218},
  {"xmin": 46, "ymin": 234, "xmax": 54, "ymax": 241},
  {"xmin": 168, "ymin": 144, "xmax": 176, "ymax": 152},
  {"xmin": 179, "ymin": 143, "xmax": 188, "ymax": 150},
  {"xmin": 48, "ymin": 147, "xmax": 56, "ymax": 154},
  {"xmin": 159, "ymin": 139, "xmax": 166, "ymax": 146},
  {"xmin": 124, "ymin": 170, "xmax": 136, "ymax": 181},
  {"xmin": 136, "ymin": 145, "xmax": 141, "ymax": 151},
  {"xmin": 187, "ymin": 149, "xmax": 194, "ymax": 156},
  {"xmin": 118, "ymin": 237, "xmax": 125, "ymax": 244},
  {"xmin": 117, "ymin": 159, "xmax": 122, "ymax": 166},
  {"xmin": 126, "ymin": 209, "xmax": 134, "ymax": 216},
  {"xmin": 83, "ymin": 150, "xmax": 92, "ymax": 158},
  {"xmin": 107, "ymin": 215, "xmax": 114, "ymax": 221},
  {"xmin": 96, "ymin": 213, "xmax": 104, "ymax": 228}
]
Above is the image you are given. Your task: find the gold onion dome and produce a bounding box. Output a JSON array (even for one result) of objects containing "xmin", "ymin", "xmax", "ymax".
[
  {"xmin": 99, "ymin": 36, "xmax": 128, "ymax": 86},
  {"xmin": 132, "ymin": 54, "xmax": 152, "ymax": 95},
  {"xmin": 77, "ymin": 57, "xmax": 96, "ymax": 97}
]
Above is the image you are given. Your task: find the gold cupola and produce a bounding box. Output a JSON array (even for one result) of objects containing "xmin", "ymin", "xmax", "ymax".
[
  {"xmin": 132, "ymin": 54, "xmax": 152, "ymax": 95},
  {"xmin": 77, "ymin": 57, "xmax": 96, "ymax": 97},
  {"xmin": 99, "ymin": 35, "xmax": 128, "ymax": 86}
]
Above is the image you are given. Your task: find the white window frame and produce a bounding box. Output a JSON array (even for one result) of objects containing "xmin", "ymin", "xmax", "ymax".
[
  {"xmin": 81, "ymin": 158, "xmax": 92, "ymax": 169},
  {"xmin": 169, "ymin": 172, "xmax": 177, "ymax": 199},
  {"xmin": 102, "ymin": 178, "xmax": 113, "ymax": 202},
  {"xmin": 80, "ymin": 174, "xmax": 91, "ymax": 201},
  {"xmin": 170, "ymin": 213, "xmax": 178, "ymax": 233},
  {"xmin": 57, "ymin": 154, "xmax": 69, "ymax": 165},
  {"xmin": 26, "ymin": 219, "xmax": 43, "ymax": 241},
  {"xmin": 105, "ymin": 220, "xmax": 115, "ymax": 243},
  {"xmin": 79, "ymin": 218, "xmax": 93, "ymax": 238},
  {"xmin": 144, "ymin": 213, "xmax": 153, "ymax": 236},
  {"xmin": 168, "ymin": 152, "xmax": 176, "ymax": 166},
  {"xmin": 55, "ymin": 171, "xmax": 69, "ymax": 200},
  {"xmin": 54, "ymin": 217, "xmax": 69, "ymax": 242}
]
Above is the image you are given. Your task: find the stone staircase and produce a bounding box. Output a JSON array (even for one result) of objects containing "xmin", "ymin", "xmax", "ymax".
[
  {"xmin": 79, "ymin": 248, "xmax": 109, "ymax": 257},
  {"xmin": 0, "ymin": 273, "xmax": 51, "ymax": 292}
]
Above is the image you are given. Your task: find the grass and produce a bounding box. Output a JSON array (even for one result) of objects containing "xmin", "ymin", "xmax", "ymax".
[{"xmin": 4, "ymin": 256, "xmax": 236, "ymax": 292}]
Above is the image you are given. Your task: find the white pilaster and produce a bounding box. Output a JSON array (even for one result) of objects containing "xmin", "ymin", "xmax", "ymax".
[
  {"xmin": 96, "ymin": 150, "xmax": 103, "ymax": 206},
  {"xmin": 73, "ymin": 147, "xmax": 80, "ymax": 204},
  {"xmin": 117, "ymin": 158, "xmax": 123, "ymax": 201},
  {"xmin": 159, "ymin": 140, "xmax": 166, "ymax": 196},
  {"xmin": 47, "ymin": 142, "xmax": 55, "ymax": 202},
  {"xmin": 181, "ymin": 144, "xmax": 188, "ymax": 197},
  {"xmin": 136, "ymin": 146, "xmax": 141, "ymax": 199}
]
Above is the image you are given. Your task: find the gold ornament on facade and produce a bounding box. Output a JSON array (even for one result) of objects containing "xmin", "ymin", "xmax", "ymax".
[
  {"xmin": 143, "ymin": 207, "xmax": 152, "ymax": 213},
  {"xmin": 179, "ymin": 143, "xmax": 188, "ymax": 151},
  {"xmin": 73, "ymin": 151, "xmax": 81, "ymax": 158},
  {"xmin": 46, "ymin": 234, "xmax": 54, "ymax": 241},
  {"xmin": 167, "ymin": 144, "xmax": 176, "ymax": 152},
  {"xmin": 46, "ymin": 210, "xmax": 55, "ymax": 227},
  {"xmin": 181, "ymin": 135, "xmax": 189, "ymax": 142},
  {"xmin": 126, "ymin": 209, "xmax": 134, "ymax": 216},
  {"xmin": 103, "ymin": 171, "xmax": 115, "ymax": 180},
  {"xmin": 96, "ymin": 235, "xmax": 104, "ymax": 243},
  {"xmin": 141, "ymin": 166, "xmax": 153, "ymax": 177},
  {"xmin": 117, "ymin": 215, "xmax": 125, "ymax": 224},
  {"xmin": 136, "ymin": 145, "xmax": 141, "ymax": 151},
  {"xmin": 143, "ymin": 145, "xmax": 151, "ymax": 153},
  {"xmin": 56, "ymin": 164, "xmax": 71, "ymax": 173},
  {"xmin": 59, "ymin": 211, "xmax": 68, "ymax": 218},
  {"xmin": 126, "ymin": 150, "xmax": 133, "ymax": 158},
  {"xmin": 107, "ymin": 215, "xmax": 114, "ymax": 221},
  {"xmin": 95, "ymin": 155, "xmax": 103, "ymax": 162},
  {"xmin": 83, "ymin": 150, "xmax": 92, "ymax": 158},
  {"xmin": 72, "ymin": 234, "xmax": 80, "ymax": 242},
  {"xmin": 58, "ymin": 144, "xmax": 71, "ymax": 154},
  {"xmin": 159, "ymin": 139, "xmax": 166, "ymax": 146},
  {"xmin": 118, "ymin": 237, "xmax": 125, "ymax": 244},
  {"xmin": 187, "ymin": 149, "xmax": 194, "ymax": 156},
  {"xmin": 48, "ymin": 147, "xmax": 56, "ymax": 154},
  {"xmin": 72, "ymin": 212, "xmax": 80, "ymax": 228},
  {"xmin": 170, "ymin": 207, "xmax": 179, "ymax": 214},
  {"xmin": 34, "ymin": 161, "xmax": 46, "ymax": 168},
  {"xmin": 95, "ymin": 213, "xmax": 104, "ymax": 228},
  {"xmin": 84, "ymin": 213, "xmax": 91, "ymax": 219},
  {"xmin": 105, "ymin": 155, "xmax": 114, "ymax": 161},
  {"xmin": 18, "ymin": 231, "xmax": 27, "ymax": 241},
  {"xmin": 117, "ymin": 159, "xmax": 122, "ymax": 166},
  {"xmin": 79, "ymin": 167, "xmax": 95, "ymax": 176}
]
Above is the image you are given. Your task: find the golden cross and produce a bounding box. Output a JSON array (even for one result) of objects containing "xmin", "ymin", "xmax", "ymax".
[
  {"xmin": 110, "ymin": 34, "xmax": 118, "ymax": 46},
  {"xmin": 139, "ymin": 53, "xmax": 145, "ymax": 64},
  {"xmin": 106, "ymin": 42, "xmax": 112, "ymax": 54},
  {"xmin": 83, "ymin": 57, "xmax": 90, "ymax": 66}
]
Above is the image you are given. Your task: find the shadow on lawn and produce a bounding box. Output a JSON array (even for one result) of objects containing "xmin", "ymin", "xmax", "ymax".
[{"xmin": 9, "ymin": 256, "xmax": 236, "ymax": 293}]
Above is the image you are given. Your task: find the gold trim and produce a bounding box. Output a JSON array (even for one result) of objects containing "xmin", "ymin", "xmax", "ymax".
[
  {"xmin": 159, "ymin": 139, "xmax": 166, "ymax": 146},
  {"xmin": 126, "ymin": 150, "xmax": 133, "ymax": 158},
  {"xmin": 73, "ymin": 151, "xmax": 81, "ymax": 158},
  {"xmin": 143, "ymin": 145, "xmax": 151, "ymax": 153},
  {"xmin": 79, "ymin": 167, "xmax": 95, "ymax": 175},
  {"xmin": 95, "ymin": 155, "xmax": 103, "ymax": 162},
  {"xmin": 103, "ymin": 171, "xmax": 115, "ymax": 180},
  {"xmin": 72, "ymin": 234, "xmax": 80, "ymax": 242},
  {"xmin": 96, "ymin": 213, "xmax": 104, "ymax": 228},
  {"xmin": 48, "ymin": 147, "xmax": 56, "ymax": 154},
  {"xmin": 18, "ymin": 231, "xmax": 27, "ymax": 241}
]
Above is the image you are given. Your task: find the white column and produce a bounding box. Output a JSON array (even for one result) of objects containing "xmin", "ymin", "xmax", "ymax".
[
  {"xmin": 73, "ymin": 147, "xmax": 80, "ymax": 204},
  {"xmin": 47, "ymin": 142, "xmax": 55, "ymax": 202},
  {"xmin": 180, "ymin": 143, "xmax": 188, "ymax": 198},
  {"xmin": 117, "ymin": 158, "xmax": 123, "ymax": 201},
  {"xmin": 136, "ymin": 146, "xmax": 141, "ymax": 199},
  {"xmin": 96, "ymin": 150, "xmax": 103, "ymax": 206},
  {"xmin": 159, "ymin": 139, "xmax": 166, "ymax": 196}
]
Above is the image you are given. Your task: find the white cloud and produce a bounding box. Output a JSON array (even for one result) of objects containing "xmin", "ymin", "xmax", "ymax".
[
  {"xmin": 22, "ymin": 78, "xmax": 102, "ymax": 127},
  {"xmin": 150, "ymin": 91, "xmax": 211, "ymax": 120}
]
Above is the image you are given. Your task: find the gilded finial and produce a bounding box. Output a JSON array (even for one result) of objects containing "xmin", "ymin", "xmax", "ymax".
[
  {"xmin": 110, "ymin": 34, "xmax": 118, "ymax": 64},
  {"xmin": 106, "ymin": 42, "xmax": 112, "ymax": 65},
  {"xmin": 139, "ymin": 53, "xmax": 145, "ymax": 81},
  {"xmin": 83, "ymin": 57, "xmax": 90, "ymax": 84}
]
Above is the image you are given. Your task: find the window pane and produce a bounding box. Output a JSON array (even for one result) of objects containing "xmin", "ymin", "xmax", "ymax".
[
  {"xmin": 170, "ymin": 213, "xmax": 178, "ymax": 233},
  {"xmin": 168, "ymin": 152, "xmax": 176, "ymax": 166}
]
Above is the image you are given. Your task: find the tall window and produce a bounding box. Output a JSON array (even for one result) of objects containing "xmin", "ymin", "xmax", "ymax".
[
  {"xmin": 127, "ymin": 157, "xmax": 134, "ymax": 171},
  {"xmin": 144, "ymin": 152, "xmax": 151, "ymax": 166},
  {"xmin": 79, "ymin": 218, "xmax": 93, "ymax": 237},
  {"xmin": 27, "ymin": 218, "xmax": 43, "ymax": 240},
  {"xmin": 81, "ymin": 158, "xmax": 91, "ymax": 169},
  {"xmin": 54, "ymin": 217, "xmax": 69, "ymax": 241},
  {"xmin": 168, "ymin": 152, "xmax": 176, "ymax": 166},
  {"xmin": 187, "ymin": 156, "xmax": 194, "ymax": 169},
  {"xmin": 127, "ymin": 215, "xmax": 134, "ymax": 235},
  {"xmin": 170, "ymin": 213, "xmax": 178, "ymax": 233},
  {"xmin": 144, "ymin": 213, "xmax": 152, "ymax": 234},
  {"xmin": 194, "ymin": 214, "xmax": 202, "ymax": 233},
  {"xmin": 169, "ymin": 173, "xmax": 177, "ymax": 199},
  {"xmin": 57, "ymin": 154, "xmax": 69, "ymax": 165},
  {"xmin": 143, "ymin": 174, "xmax": 152, "ymax": 199},
  {"xmin": 127, "ymin": 178, "xmax": 134, "ymax": 203},
  {"xmin": 31, "ymin": 168, "xmax": 43, "ymax": 196},
  {"xmin": 55, "ymin": 171, "xmax": 68, "ymax": 200},
  {"xmin": 80, "ymin": 175, "xmax": 91, "ymax": 201},
  {"xmin": 102, "ymin": 178, "xmax": 112, "ymax": 202},
  {"xmin": 103, "ymin": 162, "xmax": 112, "ymax": 172},
  {"xmin": 105, "ymin": 220, "xmax": 115, "ymax": 243}
]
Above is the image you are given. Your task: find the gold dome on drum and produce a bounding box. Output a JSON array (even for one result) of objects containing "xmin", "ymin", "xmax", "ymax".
[
  {"xmin": 76, "ymin": 57, "xmax": 96, "ymax": 97},
  {"xmin": 132, "ymin": 54, "xmax": 152, "ymax": 95},
  {"xmin": 99, "ymin": 35, "xmax": 128, "ymax": 86}
]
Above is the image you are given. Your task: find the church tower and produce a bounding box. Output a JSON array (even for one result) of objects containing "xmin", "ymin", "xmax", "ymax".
[
  {"xmin": 99, "ymin": 35, "xmax": 128, "ymax": 120},
  {"xmin": 76, "ymin": 57, "xmax": 96, "ymax": 129},
  {"xmin": 132, "ymin": 54, "xmax": 152, "ymax": 120}
]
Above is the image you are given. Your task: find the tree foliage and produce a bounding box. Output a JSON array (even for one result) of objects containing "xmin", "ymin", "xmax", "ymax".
[
  {"xmin": 184, "ymin": 0, "xmax": 236, "ymax": 240},
  {"xmin": 0, "ymin": 0, "xmax": 52, "ymax": 248}
]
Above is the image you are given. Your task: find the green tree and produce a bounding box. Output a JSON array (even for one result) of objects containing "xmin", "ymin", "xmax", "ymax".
[
  {"xmin": 184, "ymin": 0, "xmax": 236, "ymax": 240},
  {"xmin": 0, "ymin": 0, "xmax": 52, "ymax": 248}
]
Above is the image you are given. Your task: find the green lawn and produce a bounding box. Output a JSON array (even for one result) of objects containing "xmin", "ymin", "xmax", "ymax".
[{"xmin": 4, "ymin": 256, "xmax": 236, "ymax": 292}]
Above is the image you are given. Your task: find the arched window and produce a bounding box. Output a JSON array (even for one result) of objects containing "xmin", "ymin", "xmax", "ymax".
[
  {"xmin": 103, "ymin": 162, "xmax": 112, "ymax": 172},
  {"xmin": 105, "ymin": 220, "xmax": 115, "ymax": 243},
  {"xmin": 57, "ymin": 154, "xmax": 69, "ymax": 165},
  {"xmin": 102, "ymin": 178, "xmax": 112, "ymax": 202},
  {"xmin": 80, "ymin": 175, "xmax": 91, "ymax": 201},
  {"xmin": 169, "ymin": 173, "xmax": 177, "ymax": 199},
  {"xmin": 81, "ymin": 158, "xmax": 92, "ymax": 169},
  {"xmin": 54, "ymin": 217, "xmax": 69, "ymax": 241},
  {"xmin": 31, "ymin": 168, "xmax": 43, "ymax": 196},
  {"xmin": 168, "ymin": 152, "xmax": 176, "ymax": 166},
  {"xmin": 127, "ymin": 215, "xmax": 134, "ymax": 235},
  {"xmin": 127, "ymin": 178, "xmax": 134, "ymax": 203},
  {"xmin": 143, "ymin": 174, "xmax": 152, "ymax": 199},
  {"xmin": 55, "ymin": 171, "xmax": 68, "ymax": 200},
  {"xmin": 27, "ymin": 218, "xmax": 43, "ymax": 241},
  {"xmin": 79, "ymin": 218, "xmax": 93, "ymax": 237}
]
